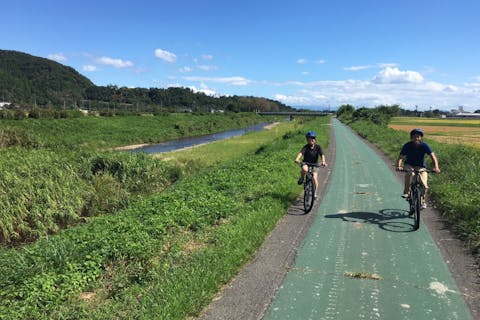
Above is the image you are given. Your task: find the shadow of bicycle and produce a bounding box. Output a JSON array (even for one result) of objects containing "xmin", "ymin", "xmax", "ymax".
[{"xmin": 324, "ymin": 208, "xmax": 416, "ymax": 232}]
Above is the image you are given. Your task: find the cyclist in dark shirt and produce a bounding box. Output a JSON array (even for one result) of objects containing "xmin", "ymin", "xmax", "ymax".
[
  {"xmin": 295, "ymin": 131, "xmax": 327, "ymax": 198},
  {"xmin": 396, "ymin": 128, "xmax": 440, "ymax": 209}
]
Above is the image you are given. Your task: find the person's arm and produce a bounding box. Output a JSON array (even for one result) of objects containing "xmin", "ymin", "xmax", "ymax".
[
  {"xmin": 294, "ymin": 152, "xmax": 303, "ymax": 163},
  {"xmin": 430, "ymin": 152, "xmax": 441, "ymax": 173},
  {"xmin": 396, "ymin": 154, "xmax": 405, "ymax": 171},
  {"xmin": 321, "ymin": 154, "xmax": 327, "ymax": 166}
]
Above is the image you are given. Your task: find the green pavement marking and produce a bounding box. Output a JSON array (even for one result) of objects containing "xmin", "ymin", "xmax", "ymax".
[{"xmin": 264, "ymin": 119, "xmax": 472, "ymax": 320}]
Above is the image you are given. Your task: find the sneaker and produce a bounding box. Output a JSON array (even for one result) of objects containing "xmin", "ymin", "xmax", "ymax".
[
  {"xmin": 421, "ymin": 203, "xmax": 427, "ymax": 210},
  {"xmin": 314, "ymin": 193, "xmax": 318, "ymax": 199},
  {"xmin": 297, "ymin": 177, "xmax": 304, "ymax": 185},
  {"xmin": 401, "ymin": 193, "xmax": 409, "ymax": 199}
]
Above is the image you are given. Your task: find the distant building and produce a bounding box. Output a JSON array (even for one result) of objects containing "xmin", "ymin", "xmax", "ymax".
[
  {"xmin": 448, "ymin": 106, "xmax": 480, "ymax": 118},
  {"xmin": 0, "ymin": 101, "xmax": 11, "ymax": 109}
]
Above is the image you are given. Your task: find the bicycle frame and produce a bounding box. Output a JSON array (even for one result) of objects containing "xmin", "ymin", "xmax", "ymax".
[
  {"xmin": 301, "ymin": 162, "xmax": 320, "ymax": 213},
  {"xmin": 403, "ymin": 168, "xmax": 430, "ymax": 230}
]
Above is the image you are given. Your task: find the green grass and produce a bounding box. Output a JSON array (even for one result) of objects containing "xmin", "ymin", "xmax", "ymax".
[
  {"xmin": 0, "ymin": 116, "xmax": 331, "ymax": 319},
  {"xmin": 390, "ymin": 116, "xmax": 480, "ymax": 127},
  {"xmin": 154, "ymin": 119, "xmax": 328, "ymax": 166},
  {"xmin": 0, "ymin": 113, "xmax": 269, "ymax": 149},
  {"xmin": 0, "ymin": 113, "xmax": 277, "ymax": 244}
]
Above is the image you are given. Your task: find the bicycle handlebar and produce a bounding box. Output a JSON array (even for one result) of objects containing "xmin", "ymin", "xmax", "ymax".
[
  {"xmin": 300, "ymin": 162, "xmax": 322, "ymax": 167},
  {"xmin": 398, "ymin": 168, "xmax": 435, "ymax": 173}
]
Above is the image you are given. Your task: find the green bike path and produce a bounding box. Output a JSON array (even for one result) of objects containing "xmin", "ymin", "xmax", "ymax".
[{"xmin": 264, "ymin": 119, "xmax": 472, "ymax": 320}]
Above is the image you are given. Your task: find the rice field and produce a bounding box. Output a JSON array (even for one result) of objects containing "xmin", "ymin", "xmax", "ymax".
[{"xmin": 389, "ymin": 117, "xmax": 480, "ymax": 147}]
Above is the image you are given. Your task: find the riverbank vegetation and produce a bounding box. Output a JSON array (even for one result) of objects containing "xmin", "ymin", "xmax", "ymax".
[
  {"xmin": 0, "ymin": 112, "xmax": 266, "ymax": 149},
  {"xmin": 0, "ymin": 113, "xmax": 330, "ymax": 319},
  {"xmin": 0, "ymin": 113, "xmax": 272, "ymax": 244},
  {"xmin": 337, "ymin": 107, "xmax": 480, "ymax": 260}
]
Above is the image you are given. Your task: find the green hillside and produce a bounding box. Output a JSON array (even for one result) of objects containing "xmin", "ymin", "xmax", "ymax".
[
  {"xmin": 0, "ymin": 49, "xmax": 293, "ymax": 113},
  {"xmin": 0, "ymin": 49, "xmax": 93, "ymax": 106}
]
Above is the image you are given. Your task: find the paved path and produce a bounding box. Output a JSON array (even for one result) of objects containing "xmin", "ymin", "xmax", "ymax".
[{"xmin": 263, "ymin": 119, "xmax": 472, "ymax": 320}]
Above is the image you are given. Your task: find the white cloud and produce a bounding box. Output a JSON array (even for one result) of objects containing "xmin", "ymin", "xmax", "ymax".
[
  {"xmin": 179, "ymin": 66, "xmax": 193, "ymax": 73},
  {"xmin": 297, "ymin": 58, "xmax": 325, "ymax": 65},
  {"xmin": 344, "ymin": 65, "xmax": 372, "ymax": 71},
  {"xmin": 183, "ymin": 76, "xmax": 252, "ymax": 86},
  {"xmin": 96, "ymin": 56, "xmax": 133, "ymax": 68},
  {"xmin": 154, "ymin": 49, "xmax": 177, "ymax": 63},
  {"xmin": 372, "ymin": 67, "xmax": 424, "ymax": 84},
  {"xmin": 201, "ymin": 54, "xmax": 214, "ymax": 61},
  {"xmin": 48, "ymin": 53, "xmax": 67, "ymax": 62},
  {"xmin": 197, "ymin": 65, "xmax": 219, "ymax": 71},
  {"xmin": 377, "ymin": 63, "xmax": 398, "ymax": 68},
  {"xmin": 190, "ymin": 84, "xmax": 218, "ymax": 96},
  {"xmin": 274, "ymin": 94, "xmax": 311, "ymax": 105},
  {"xmin": 82, "ymin": 65, "xmax": 97, "ymax": 72},
  {"xmin": 270, "ymin": 73, "xmax": 480, "ymax": 111}
]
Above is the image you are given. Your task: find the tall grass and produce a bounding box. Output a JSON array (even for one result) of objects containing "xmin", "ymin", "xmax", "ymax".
[
  {"xmin": 0, "ymin": 116, "xmax": 330, "ymax": 319},
  {"xmin": 0, "ymin": 113, "xmax": 275, "ymax": 244},
  {"xmin": 0, "ymin": 148, "xmax": 174, "ymax": 243},
  {"xmin": 0, "ymin": 113, "xmax": 269, "ymax": 149}
]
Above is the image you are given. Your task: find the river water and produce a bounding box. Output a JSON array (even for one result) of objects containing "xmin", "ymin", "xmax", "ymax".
[{"xmin": 129, "ymin": 122, "xmax": 271, "ymax": 154}]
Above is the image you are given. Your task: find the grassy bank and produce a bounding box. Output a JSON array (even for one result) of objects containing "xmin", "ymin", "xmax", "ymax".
[
  {"xmin": 0, "ymin": 113, "xmax": 274, "ymax": 244},
  {"xmin": 348, "ymin": 120, "xmax": 480, "ymax": 258},
  {"xmin": 0, "ymin": 113, "xmax": 269, "ymax": 149},
  {"xmin": 0, "ymin": 116, "xmax": 330, "ymax": 319}
]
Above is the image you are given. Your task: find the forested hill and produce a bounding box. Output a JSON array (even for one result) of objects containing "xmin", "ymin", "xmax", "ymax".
[
  {"xmin": 0, "ymin": 50, "xmax": 93, "ymax": 106},
  {"xmin": 0, "ymin": 50, "xmax": 293, "ymax": 113}
]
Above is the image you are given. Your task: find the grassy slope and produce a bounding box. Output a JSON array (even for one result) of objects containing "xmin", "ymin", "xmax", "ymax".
[
  {"xmin": 0, "ymin": 113, "xmax": 268, "ymax": 148},
  {"xmin": 0, "ymin": 113, "xmax": 274, "ymax": 243}
]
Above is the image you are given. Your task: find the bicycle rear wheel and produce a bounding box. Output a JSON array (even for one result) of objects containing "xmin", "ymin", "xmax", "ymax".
[{"xmin": 303, "ymin": 177, "xmax": 315, "ymax": 213}]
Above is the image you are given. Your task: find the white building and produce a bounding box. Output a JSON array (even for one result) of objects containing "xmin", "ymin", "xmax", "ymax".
[{"xmin": 0, "ymin": 101, "xmax": 11, "ymax": 109}]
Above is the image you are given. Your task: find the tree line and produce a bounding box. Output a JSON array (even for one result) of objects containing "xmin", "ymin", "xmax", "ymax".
[{"xmin": 0, "ymin": 50, "xmax": 293, "ymax": 115}]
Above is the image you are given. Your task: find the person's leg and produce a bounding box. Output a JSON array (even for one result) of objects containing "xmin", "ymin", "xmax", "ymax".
[
  {"xmin": 298, "ymin": 164, "xmax": 308, "ymax": 184},
  {"xmin": 419, "ymin": 169, "xmax": 429, "ymax": 208},
  {"xmin": 313, "ymin": 171, "xmax": 319, "ymax": 192},
  {"xmin": 403, "ymin": 165, "xmax": 413, "ymax": 196}
]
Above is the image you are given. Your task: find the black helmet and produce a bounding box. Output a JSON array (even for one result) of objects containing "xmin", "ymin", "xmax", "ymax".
[
  {"xmin": 410, "ymin": 128, "xmax": 424, "ymax": 137},
  {"xmin": 306, "ymin": 131, "xmax": 317, "ymax": 138}
]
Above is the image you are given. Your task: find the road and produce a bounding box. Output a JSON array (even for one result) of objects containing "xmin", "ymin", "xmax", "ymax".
[{"xmin": 263, "ymin": 119, "xmax": 473, "ymax": 319}]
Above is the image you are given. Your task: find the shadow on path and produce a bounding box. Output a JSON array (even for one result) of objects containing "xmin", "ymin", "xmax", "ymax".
[{"xmin": 324, "ymin": 208, "xmax": 417, "ymax": 232}]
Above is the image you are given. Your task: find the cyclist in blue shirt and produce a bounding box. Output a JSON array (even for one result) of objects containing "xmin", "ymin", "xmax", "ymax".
[
  {"xmin": 295, "ymin": 131, "xmax": 327, "ymax": 198},
  {"xmin": 396, "ymin": 128, "xmax": 440, "ymax": 209}
]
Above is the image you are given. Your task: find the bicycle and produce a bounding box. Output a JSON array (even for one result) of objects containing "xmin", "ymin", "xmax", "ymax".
[
  {"xmin": 300, "ymin": 162, "xmax": 320, "ymax": 213},
  {"xmin": 401, "ymin": 168, "xmax": 432, "ymax": 230}
]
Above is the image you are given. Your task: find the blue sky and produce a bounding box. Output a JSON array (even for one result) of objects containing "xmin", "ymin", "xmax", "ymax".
[{"xmin": 2, "ymin": 0, "xmax": 480, "ymax": 111}]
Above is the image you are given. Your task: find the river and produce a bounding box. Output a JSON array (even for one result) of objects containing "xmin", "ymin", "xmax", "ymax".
[{"xmin": 128, "ymin": 122, "xmax": 272, "ymax": 154}]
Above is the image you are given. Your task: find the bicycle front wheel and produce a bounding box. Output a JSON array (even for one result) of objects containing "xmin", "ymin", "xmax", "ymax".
[
  {"xmin": 412, "ymin": 186, "xmax": 421, "ymax": 230},
  {"xmin": 303, "ymin": 178, "xmax": 315, "ymax": 213}
]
